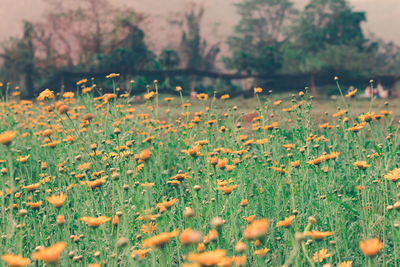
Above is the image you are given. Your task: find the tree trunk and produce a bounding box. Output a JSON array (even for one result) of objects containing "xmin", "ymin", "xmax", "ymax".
[
  {"xmin": 165, "ymin": 75, "xmax": 170, "ymax": 91},
  {"xmin": 190, "ymin": 74, "xmax": 196, "ymax": 94},
  {"xmin": 310, "ymin": 72, "xmax": 316, "ymax": 96}
]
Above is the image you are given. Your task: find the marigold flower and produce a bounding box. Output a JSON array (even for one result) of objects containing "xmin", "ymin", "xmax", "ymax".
[
  {"xmin": 220, "ymin": 94, "xmax": 230, "ymax": 100},
  {"xmin": 244, "ymin": 219, "xmax": 269, "ymax": 240},
  {"xmin": 338, "ymin": 261, "xmax": 353, "ymax": 267},
  {"xmin": 37, "ymin": 89, "xmax": 54, "ymax": 101},
  {"xmin": 359, "ymin": 238, "xmax": 383, "ymax": 257},
  {"xmin": 345, "ymin": 88, "xmax": 357, "ymax": 98},
  {"xmin": 0, "ymin": 131, "xmax": 17, "ymax": 146},
  {"xmin": 139, "ymin": 149, "xmax": 152, "ymax": 161},
  {"xmin": 144, "ymin": 91, "xmax": 155, "ymax": 100},
  {"xmin": 31, "ymin": 242, "xmax": 66, "ymax": 263},
  {"xmin": 313, "ymin": 248, "xmax": 331, "ymax": 262},
  {"xmin": 46, "ymin": 193, "xmax": 67, "ymax": 208},
  {"xmin": 79, "ymin": 216, "xmax": 111, "ymax": 227},
  {"xmin": 26, "ymin": 201, "xmax": 43, "ymax": 209},
  {"xmin": 384, "ymin": 168, "xmax": 400, "ymax": 182},
  {"xmin": 276, "ymin": 215, "xmax": 295, "ymax": 228},
  {"xmin": 180, "ymin": 228, "xmax": 203, "ymax": 245},
  {"xmin": 22, "ymin": 182, "xmax": 40, "ymax": 191},
  {"xmin": 16, "ymin": 155, "xmax": 30, "ymax": 163},
  {"xmin": 254, "ymin": 87, "xmax": 263, "ymax": 94},
  {"xmin": 197, "ymin": 93, "xmax": 208, "ymax": 100},
  {"xmin": 304, "ymin": 230, "xmax": 333, "ymax": 241},
  {"xmin": 105, "ymin": 73, "xmax": 120, "ymax": 78},
  {"xmin": 1, "ymin": 254, "xmax": 31, "ymax": 267},
  {"xmin": 62, "ymin": 92, "xmax": 75, "ymax": 98},
  {"xmin": 188, "ymin": 249, "xmax": 226, "ymax": 266},
  {"xmin": 254, "ymin": 248, "xmax": 270, "ymax": 256},
  {"xmin": 131, "ymin": 248, "xmax": 151, "ymax": 260},
  {"xmin": 353, "ymin": 161, "xmax": 370, "ymax": 170},
  {"xmin": 142, "ymin": 229, "xmax": 179, "ymax": 248},
  {"xmin": 76, "ymin": 78, "xmax": 88, "ymax": 85}
]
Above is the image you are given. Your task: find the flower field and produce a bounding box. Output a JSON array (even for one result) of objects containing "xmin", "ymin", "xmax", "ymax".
[{"xmin": 0, "ymin": 78, "xmax": 399, "ymax": 267}]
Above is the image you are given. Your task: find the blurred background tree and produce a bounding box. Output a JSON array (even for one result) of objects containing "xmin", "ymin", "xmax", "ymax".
[{"xmin": 224, "ymin": 0, "xmax": 297, "ymax": 75}]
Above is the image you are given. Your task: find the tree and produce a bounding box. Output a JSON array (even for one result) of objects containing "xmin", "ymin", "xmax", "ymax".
[
  {"xmin": 225, "ymin": 0, "xmax": 297, "ymax": 75},
  {"xmin": 0, "ymin": 21, "xmax": 36, "ymax": 97},
  {"xmin": 284, "ymin": 0, "xmax": 371, "ymax": 94},
  {"xmin": 158, "ymin": 49, "xmax": 180, "ymax": 90},
  {"xmin": 178, "ymin": 1, "xmax": 220, "ymax": 93}
]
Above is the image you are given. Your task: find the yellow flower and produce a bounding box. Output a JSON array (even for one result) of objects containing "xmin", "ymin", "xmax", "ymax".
[
  {"xmin": 345, "ymin": 88, "xmax": 357, "ymax": 98},
  {"xmin": 359, "ymin": 238, "xmax": 383, "ymax": 257},
  {"xmin": 105, "ymin": 73, "xmax": 120, "ymax": 78},
  {"xmin": 220, "ymin": 94, "xmax": 230, "ymax": 100},
  {"xmin": 62, "ymin": 92, "xmax": 75, "ymax": 98},
  {"xmin": 254, "ymin": 87, "xmax": 263, "ymax": 94},
  {"xmin": 142, "ymin": 229, "xmax": 179, "ymax": 248},
  {"xmin": 37, "ymin": 89, "xmax": 54, "ymax": 101},
  {"xmin": 144, "ymin": 91, "xmax": 155, "ymax": 100},
  {"xmin": 384, "ymin": 168, "xmax": 400, "ymax": 182},
  {"xmin": 1, "ymin": 254, "xmax": 31, "ymax": 267},
  {"xmin": 188, "ymin": 249, "xmax": 226, "ymax": 266},
  {"xmin": 0, "ymin": 131, "xmax": 17, "ymax": 146},
  {"xmin": 244, "ymin": 219, "xmax": 269, "ymax": 240},
  {"xmin": 46, "ymin": 193, "xmax": 67, "ymax": 208},
  {"xmin": 304, "ymin": 230, "xmax": 333, "ymax": 241},
  {"xmin": 276, "ymin": 215, "xmax": 295, "ymax": 228},
  {"xmin": 353, "ymin": 161, "xmax": 370, "ymax": 170},
  {"xmin": 76, "ymin": 78, "xmax": 88, "ymax": 85},
  {"xmin": 338, "ymin": 261, "xmax": 353, "ymax": 267},
  {"xmin": 197, "ymin": 93, "xmax": 208, "ymax": 100},
  {"xmin": 16, "ymin": 155, "xmax": 30, "ymax": 163},
  {"xmin": 313, "ymin": 248, "xmax": 331, "ymax": 262},
  {"xmin": 31, "ymin": 242, "xmax": 66, "ymax": 263},
  {"xmin": 80, "ymin": 216, "xmax": 111, "ymax": 227}
]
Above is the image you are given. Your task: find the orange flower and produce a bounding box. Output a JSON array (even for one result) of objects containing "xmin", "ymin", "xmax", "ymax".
[
  {"xmin": 142, "ymin": 229, "xmax": 179, "ymax": 248},
  {"xmin": 79, "ymin": 216, "xmax": 111, "ymax": 227},
  {"xmin": 304, "ymin": 230, "xmax": 333, "ymax": 241},
  {"xmin": 220, "ymin": 94, "xmax": 230, "ymax": 100},
  {"xmin": 254, "ymin": 248, "xmax": 270, "ymax": 256},
  {"xmin": 244, "ymin": 219, "xmax": 269, "ymax": 240},
  {"xmin": 242, "ymin": 215, "xmax": 256, "ymax": 223},
  {"xmin": 188, "ymin": 249, "xmax": 226, "ymax": 266},
  {"xmin": 22, "ymin": 182, "xmax": 40, "ymax": 191},
  {"xmin": 338, "ymin": 261, "xmax": 353, "ymax": 267},
  {"xmin": 197, "ymin": 93, "xmax": 208, "ymax": 100},
  {"xmin": 384, "ymin": 168, "xmax": 400, "ymax": 182},
  {"xmin": 1, "ymin": 254, "xmax": 31, "ymax": 266},
  {"xmin": 254, "ymin": 87, "xmax": 263, "ymax": 94},
  {"xmin": 313, "ymin": 248, "xmax": 331, "ymax": 262},
  {"xmin": 139, "ymin": 149, "xmax": 152, "ymax": 161},
  {"xmin": 345, "ymin": 88, "xmax": 357, "ymax": 98},
  {"xmin": 0, "ymin": 131, "xmax": 17, "ymax": 146},
  {"xmin": 131, "ymin": 248, "xmax": 152, "ymax": 260},
  {"xmin": 26, "ymin": 201, "xmax": 43, "ymax": 209},
  {"xmin": 180, "ymin": 228, "xmax": 203, "ymax": 245},
  {"xmin": 31, "ymin": 242, "xmax": 66, "ymax": 263},
  {"xmin": 359, "ymin": 238, "xmax": 383, "ymax": 257},
  {"xmin": 46, "ymin": 193, "xmax": 67, "ymax": 208},
  {"xmin": 276, "ymin": 215, "xmax": 295, "ymax": 228},
  {"xmin": 16, "ymin": 155, "xmax": 30, "ymax": 163},
  {"xmin": 203, "ymin": 229, "xmax": 218, "ymax": 244},
  {"xmin": 216, "ymin": 184, "xmax": 238, "ymax": 194},
  {"xmin": 353, "ymin": 161, "xmax": 370, "ymax": 170},
  {"xmin": 80, "ymin": 177, "xmax": 107, "ymax": 189}
]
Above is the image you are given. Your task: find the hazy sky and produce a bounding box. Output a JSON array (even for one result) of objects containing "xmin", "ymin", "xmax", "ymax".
[{"xmin": 1, "ymin": 0, "xmax": 399, "ymax": 47}]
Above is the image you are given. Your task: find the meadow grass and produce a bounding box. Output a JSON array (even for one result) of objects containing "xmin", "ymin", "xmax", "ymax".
[{"xmin": 0, "ymin": 81, "xmax": 399, "ymax": 267}]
